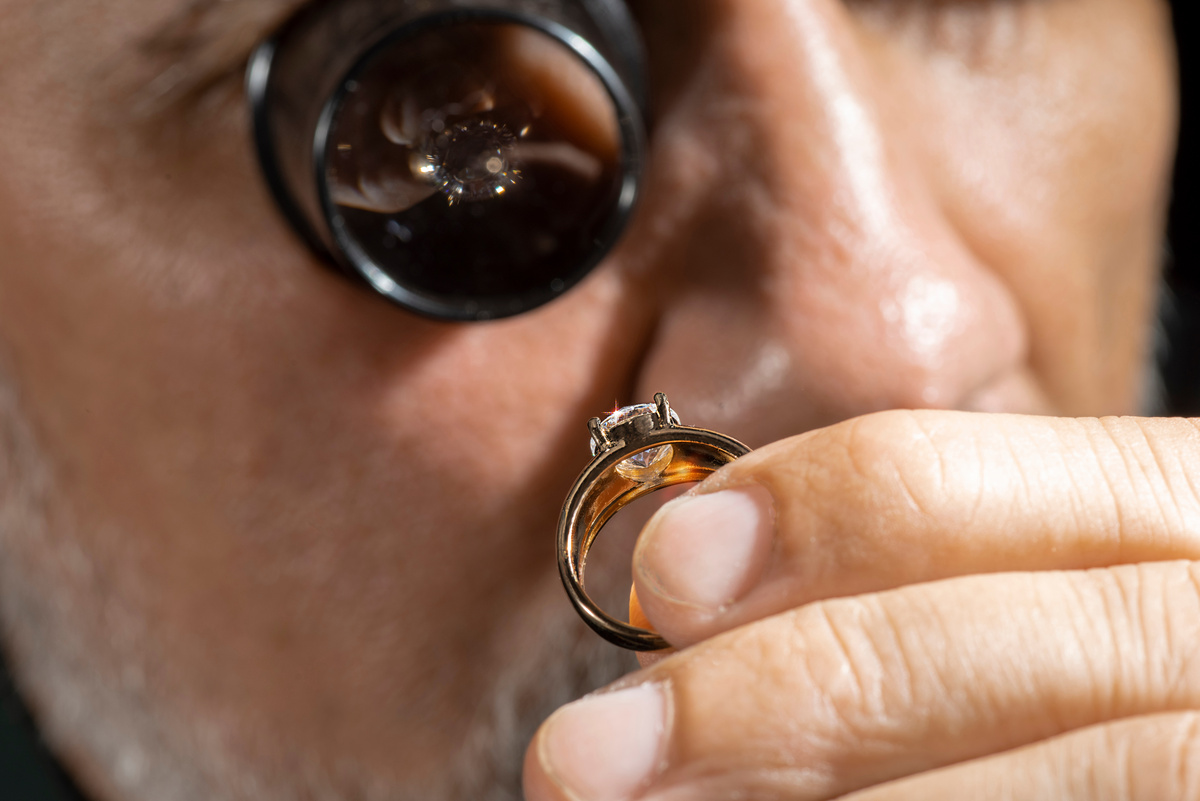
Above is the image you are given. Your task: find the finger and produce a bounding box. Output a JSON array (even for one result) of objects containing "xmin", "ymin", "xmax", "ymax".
[
  {"xmin": 526, "ymin": 562, "xmax": 1200, "ymax": 801},
  {"xmin": 841, "ymin": 712, "xmax": 1200, "ymax": 801},
  {"xmin": 631, "ymin": 411, "xmax": 1200, "ymax": 646}
]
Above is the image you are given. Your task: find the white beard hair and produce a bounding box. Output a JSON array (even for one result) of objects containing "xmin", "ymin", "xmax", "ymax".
[{"xmin": 0, "ymin": 367, "xmax": 634, "ymax": 801}]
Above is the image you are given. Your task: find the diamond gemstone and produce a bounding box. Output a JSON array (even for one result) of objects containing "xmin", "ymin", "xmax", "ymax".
[
  {"xmin": 599, "ymin": 403, "xmax": 655, "ymax": 436},
  {"xmin": 590, "ymin": 404, "xmax": 679, "ymax": 455},
  {"xmin": 423, "ymin": 119, "xmax": 520, "ymax": 205},
  {"xmin": 590, "ymin": 403, "xmax": 682, "ymax": 482},
  {"xmin": 616, "ymin": 444, "xmax": 675, "ymax": 482}
]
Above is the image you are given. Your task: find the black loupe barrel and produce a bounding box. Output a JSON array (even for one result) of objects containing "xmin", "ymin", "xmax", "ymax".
[{"xmin": 248, "ymin": 0, "xmax": 646, "ymax": 321}]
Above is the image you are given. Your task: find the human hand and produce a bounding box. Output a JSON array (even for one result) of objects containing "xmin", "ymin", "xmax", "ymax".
[{"xmin": 524, "ymin": 411, "xmax": 1200, "ymax": 800}]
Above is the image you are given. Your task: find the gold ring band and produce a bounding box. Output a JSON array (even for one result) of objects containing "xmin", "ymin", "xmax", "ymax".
[{"xmin": 557, "ymin": 394, "xmax": 751, "ymax": 651}]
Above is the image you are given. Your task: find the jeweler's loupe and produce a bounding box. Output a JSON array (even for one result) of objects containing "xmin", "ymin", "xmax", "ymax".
[{"xmin": 248, "ymin": 0, "xmax": 646, "ymax": 321}]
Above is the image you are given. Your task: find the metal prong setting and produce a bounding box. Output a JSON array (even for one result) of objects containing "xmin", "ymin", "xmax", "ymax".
[
  {"xmin": 589, "ymin": 395, "xmax": 682, "ymax": 458},
  {"xmin": 588, "ymin": 417, "xmax": 609, "ymax": 454},
  {"xmin": 654, "ymin": 393, "xmax": 673, "ymax": 428}
]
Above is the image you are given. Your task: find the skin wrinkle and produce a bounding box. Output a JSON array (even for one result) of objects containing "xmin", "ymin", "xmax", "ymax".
[
  {"xmin": 1016, "ymin": 572, "xmax": 1077, "ymax": 734},
  {"xmin": 813, "ymin": 603, "xmax": 871, "ymax": 732},
  {"xmin": 1175, "ymin": 422, "xmax": 1200, "ymax": 516},
  {"xmin": 1173, "ymin": 713, "xmax": 1200, "ymax": 799},
  {"xmin": 771, "ymin": 616, "xmax": 846, "ymax": 771},
  {"xmin": 1133, "ymin": 419, "xmax": 1190, "ymax": 539},
  {"xmin": 918, "ymin": 579, "xmax": 1001, "ymax": 736},
  {"xmin": 1098, "ymin": 419, "xmax": 1167, "ymax": 544},
  {"xmin": 1131, "ymin": 418, "xmax": 1200, "ymax": 540},
  {"xmin": 905, "ymin": 413, "xmax": 948, "ymax": 499},
  {"xmin": 1051, "ymin": 572, "xmax": 1132, "ymax": 737},
  {"xmin": 840, "ymin": 417, "xmax": 903, "ymax": 512},
  {"xmin": 1078, "ymin": 422, "xmax": 1134, "ymax": 557},
  {"xmin": 1157, "ymin": 562, "xmax": 1185, "ymax": 695},
  {"xmin": 746, "ymin": 610, "xmax": 849, "ymax": 779},
  {"xmin": 877, "ymin": 423, "xmax": 942, "ymax": 523},
  {"xmin": 1109, "ymin": 568, "xmax": 1149, "ymax": 715},
  {"xmin": 1046, "ymin": 571, "xmax": 1101, "ymax": 729},
  {"xmin": 1049, "ymin": 420, "xmax": 1103, "ymax": 551},
  {"xmin": 997, "ymin": 421, "xmax": 1035, "ymax": 522},
  {"xmin": 1147, "ymin": 563, "xmax": 1181, "ymax": 702},
  {"xmin": 813, "ymin": 599, "xmax": 915, "ymax": 772},
  {"xmin": 861, "ymin": 595, "xmax": 920, "ymax": 730},
  {"xmin": 1179, "ymin": 449, "xmax": 1200, "ymax": 537},
  {"xmin": 1131, "ymin": 422, "xmax": 1193, "ymax": 544},
  {"xmin": 1119, "ymin": 566, "xmax": 1153, "ymax": 710},
  {"xmin": 1172, "ymin": 564, "xmax": 1200, "ymax": 704},
  {"xmin": 1115, "ymin": 720, "xmax": 1136, "ymax": 801}
]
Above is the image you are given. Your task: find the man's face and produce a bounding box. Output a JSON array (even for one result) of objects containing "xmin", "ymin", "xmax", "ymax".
[{"xmin": 0, "ymin": 1, "xmax": 1177, "ymax": 799}]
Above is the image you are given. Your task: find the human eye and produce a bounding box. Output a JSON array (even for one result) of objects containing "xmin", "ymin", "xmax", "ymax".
[{"xmin": 249, "ymin": 0, "xmax": 648, "ymax": 321}]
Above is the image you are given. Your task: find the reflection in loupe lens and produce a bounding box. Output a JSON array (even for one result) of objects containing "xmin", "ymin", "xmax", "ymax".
[{"xmin": 322, "ymin": 21, "xmax": 625, "ymax": 313}]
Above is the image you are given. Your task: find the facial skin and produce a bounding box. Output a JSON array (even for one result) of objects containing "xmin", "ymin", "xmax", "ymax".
[{"xmin": 0, "ymin": 1, "xmax": 1183, "ymax": 800}]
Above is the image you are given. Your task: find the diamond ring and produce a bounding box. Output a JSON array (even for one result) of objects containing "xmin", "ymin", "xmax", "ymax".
[{"xmin": 557, "ymin": 394, "xmax": 752, "ymax": 651}]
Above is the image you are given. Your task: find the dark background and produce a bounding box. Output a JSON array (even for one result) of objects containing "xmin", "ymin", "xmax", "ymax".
[
  {"xmin": 4, "ymin": 2, "xmax": 1200, "ymax": 798},
  {"xmin": 1163, "ymin": 1, "xmax": 1200, "ymax": 415}
]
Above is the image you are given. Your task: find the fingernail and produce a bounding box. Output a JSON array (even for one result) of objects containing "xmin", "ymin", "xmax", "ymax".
[
  {"xmin": 539, "ymin": 684, "xmax": 670, "ymax": 801},
  {"xmin": 635, "ymin": 486, "xmax": 775, "ymax": 611}
]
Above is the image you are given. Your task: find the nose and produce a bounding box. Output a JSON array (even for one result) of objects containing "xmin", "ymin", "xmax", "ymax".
[{"xmin": 625, "ymin": 0, "xmax": 1038, "ymax": 446}]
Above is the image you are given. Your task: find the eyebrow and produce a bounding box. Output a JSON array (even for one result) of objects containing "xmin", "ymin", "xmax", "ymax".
[{"xmin": 126, "ymin": 0, "xmax": 306, "ymax": 116}]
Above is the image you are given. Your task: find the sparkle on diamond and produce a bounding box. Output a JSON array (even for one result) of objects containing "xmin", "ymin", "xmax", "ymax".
[{"xmin": 600, "ymin": 404, "xmax": 657, "ymax": 436}]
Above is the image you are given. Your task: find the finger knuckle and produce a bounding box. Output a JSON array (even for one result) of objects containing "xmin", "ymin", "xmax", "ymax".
[
  {"xmin": 778, "ymin": 595, "xmax": 926, "ymax": 751},
  {"xmin": 828, "ymin": 410, "xmax": 954, "ymax": 522}
]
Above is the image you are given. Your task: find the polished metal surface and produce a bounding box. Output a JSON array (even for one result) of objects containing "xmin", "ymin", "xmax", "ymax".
[{"xmin": 558, "ymin": 394, "xmax": 751, "ymax": 651}]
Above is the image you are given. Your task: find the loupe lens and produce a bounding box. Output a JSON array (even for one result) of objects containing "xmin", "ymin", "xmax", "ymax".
[
  {"xmin": 318, "ymin": 20, "xmax": 630, "ymax": 318},
  {"xmin": 251, "ymin": 0, "xmax": 646, "ymax": 322}
]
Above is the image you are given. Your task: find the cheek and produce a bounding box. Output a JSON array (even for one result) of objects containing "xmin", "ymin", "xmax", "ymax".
[
  {"xmin": 877, "ymin": 0, "xmax": 1177, "ymax": 414},
  {"xmin": 0, "ymin": 65, "xmax": 658, "ymax": 761},
  {"xmin": 369, "ymin": 274, "xmax": 644, "ymax": 517},
  {"xmin": 0, "ymin": 58, "xmax": 641, "ymax": 547}
]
